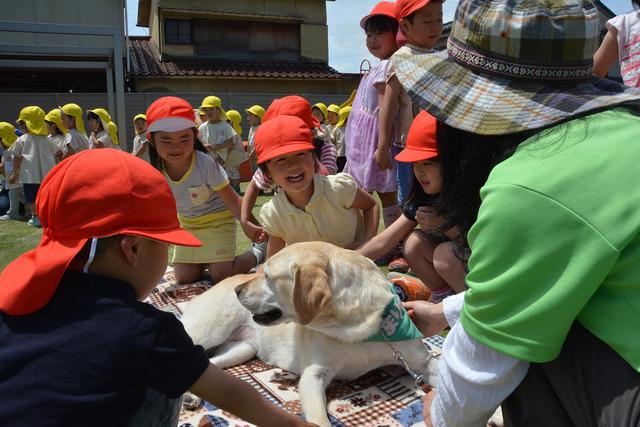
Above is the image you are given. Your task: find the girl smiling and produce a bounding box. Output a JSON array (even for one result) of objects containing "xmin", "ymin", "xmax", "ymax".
[{"xmin": 255, "ymin": 115, "xmax": 379, "ymax": 259}]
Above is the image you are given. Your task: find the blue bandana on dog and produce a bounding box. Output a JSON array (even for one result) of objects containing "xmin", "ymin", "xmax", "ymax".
[{"xmin": 366, "ymin": 285, "xmax": 423, "ymax": 342}]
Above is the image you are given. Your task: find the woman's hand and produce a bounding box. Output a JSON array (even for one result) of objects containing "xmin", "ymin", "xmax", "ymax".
[{"xmin": 402, "ymin": 300, "xmax": 448, "ymax": 337}]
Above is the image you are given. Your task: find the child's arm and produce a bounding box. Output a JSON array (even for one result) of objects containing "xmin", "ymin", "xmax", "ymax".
[
  {"xmin": 217, "ymin": 183, "xmax": 242, "ymax": 220},
  {"xmin": 210, "ymin": 138, "xmax": 235, "ymax": 152},
  {"xmin": 190, "ymin": 364, "xmax": 316, "ymax": 427},
  {"xmin": 593, "ymin": 27, "xmax": 619, "ymax": 78},
  {"xmin": 415, "ymin": 207, "xmax": 462, "ymax": 241},
  {"xmin": 8, "ymin": 156, "xmax": 21, "ymax": 184},
  {"xmin": 266, "ymin": 234, "xmax": 286, "ymax": 259},
  {"xmin": 240, "ymin": 179, "xmax": 267, "ymax": 242},
  {"xmin": 357, "ymin": 214, "xmax": 417, "ymax": 260},
  {"xmin": 132, "ymin": 141, "xmax": 148, "ymax": 158},
  {"xmin": 346, "ymin": 188, "xmax": 380, "ymax": 249},
  {"xmin": 61, "ymin": 144, "xmax": 76, "ymax": 160},
  {"xmin": 89, "ymin": 132, "xmax": 104, "ymax": 148},
  {"xmin": 375, "ymin": 76, "xmax": 400, "ymax": 171}
]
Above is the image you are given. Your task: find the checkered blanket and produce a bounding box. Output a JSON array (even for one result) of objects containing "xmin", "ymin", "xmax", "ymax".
[{"xmin": 145, "ymin": 268, "xmax": 444, "ymax": 427}]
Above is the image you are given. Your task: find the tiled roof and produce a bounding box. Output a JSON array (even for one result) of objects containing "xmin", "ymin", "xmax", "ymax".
[{"xmin": 129, "ymin": 37, "xmax": 342, "ymax": 79}]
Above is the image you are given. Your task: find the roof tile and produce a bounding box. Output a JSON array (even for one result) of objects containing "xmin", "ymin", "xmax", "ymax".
[{"xmin": 129, "ymin": 37, "xmax": 342, "ymax": 80}]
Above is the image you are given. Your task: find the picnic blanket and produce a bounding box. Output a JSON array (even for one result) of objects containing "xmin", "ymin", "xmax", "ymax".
[{"xmin": 145, "ymin": 268, "xmax": 444, "ymax": 427}]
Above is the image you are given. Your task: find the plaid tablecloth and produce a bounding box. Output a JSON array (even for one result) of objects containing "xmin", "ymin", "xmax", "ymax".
[{"xmin": 146, "ymin": 268, "xmax": 444, "ymax": 427}]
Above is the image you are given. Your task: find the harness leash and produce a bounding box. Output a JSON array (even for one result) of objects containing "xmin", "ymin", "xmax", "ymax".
[{"xmin": 382, "ymin": 334, "xmax": 432, "ymax": 393}]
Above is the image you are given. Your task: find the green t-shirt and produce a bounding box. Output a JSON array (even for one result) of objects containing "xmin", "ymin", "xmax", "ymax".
[{"xmin": 461, "ymin": 108, "xmax": 640, "ymax": 372}]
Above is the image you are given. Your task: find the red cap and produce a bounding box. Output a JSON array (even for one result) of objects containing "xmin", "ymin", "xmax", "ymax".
[
  {"xmin": 395, "ymin": 111, "xmax": 438, "ymax": 162},
  {"xmin": 0, "ymin": 149, "xmax": 201, "ymax": 316},
  {"xmin": 262, "ymin": 96, "xmax": 320, "ymax": 129},
  {"xmin": 360, "ymin": 1, "xmax": 398, "ymax": 29},
  {"xmin": 255, "ymin": 116, "xmax": 315, "ymax": 164},
  {"xmin": 146, "ymin": 96, "xmax": 196, "ymax": 135},
  {"xmin": 395, "ymin": 0, "xmax": 431, "ymax": 20}
]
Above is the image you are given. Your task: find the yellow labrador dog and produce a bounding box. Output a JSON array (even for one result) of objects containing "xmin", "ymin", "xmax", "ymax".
[{"xmin": 182, "ymin": 242, "xmax": 438, "ymax": 427}]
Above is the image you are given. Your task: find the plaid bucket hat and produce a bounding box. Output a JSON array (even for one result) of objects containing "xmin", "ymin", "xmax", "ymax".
[{"xmin": 392, "ymin": 0, "xmax": 640, "ymax": 135}]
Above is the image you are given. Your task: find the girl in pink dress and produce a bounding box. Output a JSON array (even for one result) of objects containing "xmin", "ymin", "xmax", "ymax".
[{"xmin": 345, "ymin": 2, "xmax": 401, "ymax": 231}]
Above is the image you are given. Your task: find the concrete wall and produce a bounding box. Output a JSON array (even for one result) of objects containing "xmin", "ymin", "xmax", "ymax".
[
  {"xmin": 133, "ymin": 76, "xmax": 360, "ymax": 96},
  {"xmin": 0, "ymin": 0, "xmax": 125, "ymax": 50}
]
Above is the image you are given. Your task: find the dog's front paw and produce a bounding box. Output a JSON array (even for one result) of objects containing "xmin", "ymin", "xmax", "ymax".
[{"xmin": 181, "ymin": 392, "xmax": 201, "ymax": 410}]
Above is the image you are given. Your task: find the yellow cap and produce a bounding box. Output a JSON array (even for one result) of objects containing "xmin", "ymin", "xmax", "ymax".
[
  {"xmin": 225, "ymin": 110, "xmax": 242, "ymax": 136},
  {"xmin": 133, "ymin": 113, "xmax": 147, "ymax": 123},
  {"xmin": 339, "ymin": 90, "xmax": 357, "ymax": 109},
  {"xmin": 0, "ymin": 122, "xmax": 18, "ymax": 148},
  {"xmin": 200, "ymin": 95, "xmax": 222, "ymax": 110},
  {"xmin": 327, "ymin": 104, "xmax": 341, "ymax": 115},
  {"xmin": 245, "ymin": 105, "xmax": 265, "ymax": 121},
  {"xmin": 133, "ymin": 114, "xmax": 147, "ymax": 135},
  {"xmin": 337, "ymin": 106, "xmax": 352, "ymax": 127},
  {"xmin": 312, "ymin": 103, "xmax": 327, "ymax": 120},
  {"xmin": 86, "ymin": 108, "xmax": 112, "ymax": 128},
  {"xmin": 17, "ymin": 106, "xmax": 48, "ymax": 136},
  {"xmin": 45, "ymin": 109, "xmax": 68, "ymax": 135},
  {"xmin": 59, "ymin": 103, "xmax": 86, "ymax": 135},
  {"xmin": 107, "ymin": 121, "xmax": 119, "ymax": 145}
]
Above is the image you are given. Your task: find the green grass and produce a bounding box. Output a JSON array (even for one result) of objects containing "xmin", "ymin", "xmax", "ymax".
[{"xmin": 0, "ymin": 187, "xmax": 268, "ymax": 271}]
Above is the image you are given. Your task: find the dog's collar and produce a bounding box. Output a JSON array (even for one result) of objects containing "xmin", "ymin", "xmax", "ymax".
[{"xmin": 366, "ymin": 285, "xmax": 423, "ymax": 342}]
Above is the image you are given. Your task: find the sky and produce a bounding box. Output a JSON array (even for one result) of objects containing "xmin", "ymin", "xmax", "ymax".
[{"xmin": 125, "ymin": 0, "xmax": 635, "ymax": 73}]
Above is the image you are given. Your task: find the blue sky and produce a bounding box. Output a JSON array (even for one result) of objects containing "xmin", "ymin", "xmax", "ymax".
[{"xmin": 126, "ymin": 0, "xmax": 635, "ymax": 73}]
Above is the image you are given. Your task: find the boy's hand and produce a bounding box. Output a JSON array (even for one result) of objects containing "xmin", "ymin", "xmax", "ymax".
[
  {"xmin": 374, "ymin": 148, "xmax": 392, "ymax": 170},
  {"xmin": 402, "ymin": 300, "xmax": 448, "ymax": 337},
  {"xmin": 8, "ymin": 172, "xmax": 18, "ymax": 184}
]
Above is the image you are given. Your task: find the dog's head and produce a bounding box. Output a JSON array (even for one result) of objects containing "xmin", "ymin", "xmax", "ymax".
[{"xmin": 235, "ymin": 242, "xmax": 394, "ymax": 341}]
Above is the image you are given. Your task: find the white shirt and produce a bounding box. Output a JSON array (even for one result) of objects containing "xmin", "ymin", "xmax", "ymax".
[
  {"xmin": 64, "ymin": 129, "xmax": 89, "ymax": 154},
  {"xmin": 430, "ymin": 293, "xmax": 529, "ymax": 427},
  {"xmin": 132, "ymin": 134, "xmax": 150, "ymax": 163},
  {"xmin": 7, "ymin": 134, "xmax": 57, "ymax": 184},
  {"xmin": 198, "ymin": 120, "xmax": 236, "ymax": 162}
]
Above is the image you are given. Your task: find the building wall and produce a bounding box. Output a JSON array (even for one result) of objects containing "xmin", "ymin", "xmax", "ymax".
[
  {"xmin": 134, "ymin": 76, "xmax": 359, "ymax": 96},
  {"xmin": 148, "ymin": 0, "xmax": 328, "ymax": 63},
  {"xmin": 0, "ymin": 0, "xmax": 125, "ymax": 51}
]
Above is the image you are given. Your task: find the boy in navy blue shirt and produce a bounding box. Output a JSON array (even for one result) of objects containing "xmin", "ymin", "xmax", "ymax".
[{"xmin": 0, "ymin": 148, "xmax": 314, "ymax": 427}]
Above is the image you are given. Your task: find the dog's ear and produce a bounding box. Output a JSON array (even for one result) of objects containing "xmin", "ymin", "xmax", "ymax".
[{"xmin": 293, "ymin": 258, "xmax": 332, "ymax": 325}]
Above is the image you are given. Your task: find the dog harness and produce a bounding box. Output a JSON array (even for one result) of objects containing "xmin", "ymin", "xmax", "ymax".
[{"xmin": 366, "ymin": 285, "xmax": 424, "ymax": 342}]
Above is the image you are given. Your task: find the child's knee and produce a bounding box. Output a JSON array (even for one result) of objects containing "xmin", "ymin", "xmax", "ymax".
[
  {"xmin": 433, "ymin": 242, "xmax": 458, "ymax": 273},
  {"xmin": 402, "ymin": 231, "xmax": 423, "ymax": 260}
]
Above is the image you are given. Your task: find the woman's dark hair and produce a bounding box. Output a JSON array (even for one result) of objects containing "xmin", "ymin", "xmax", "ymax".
[
  {"xmin": 405, "ymin": 122, "xmax": 537, "ymax": 256},
  {"xmin": 633, "ymin": 0, "xmax": 640, "ymax": 10},
  {"xmin": 148, "ymin": 128, "xmax": 205, "ymax": 171},
  {"xmin": 365, "ymin": 15, "xmax": 399, "ymax": 34}
]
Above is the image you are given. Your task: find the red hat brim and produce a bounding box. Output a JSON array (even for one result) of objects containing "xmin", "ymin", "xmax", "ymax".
[
  {"xmin": 395, "ymin": 146, "xmax": 438, "ymax": 163},
  {"xmin": 257, "ymin": 142, "xmax": 316, "ymax": 164}
]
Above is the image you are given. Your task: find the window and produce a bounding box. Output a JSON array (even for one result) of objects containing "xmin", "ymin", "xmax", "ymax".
[
  {"xmin": 193, "ymin": 20, "xmax": 300, "ymax": 62},
  {"xmin": 164, "ymin": 19, "xmax": 192, "ymax": 44}
]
